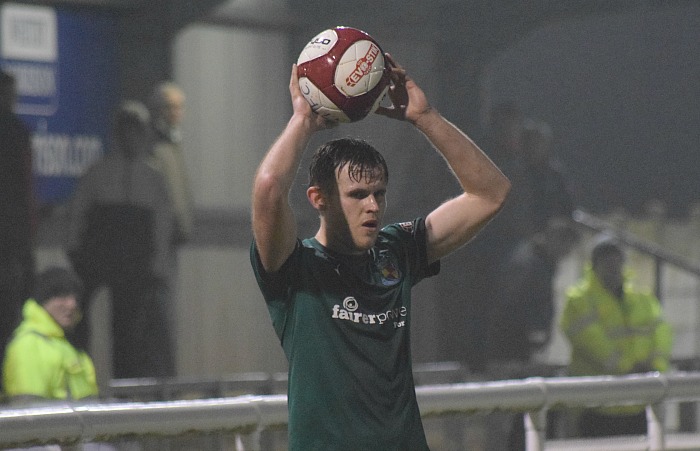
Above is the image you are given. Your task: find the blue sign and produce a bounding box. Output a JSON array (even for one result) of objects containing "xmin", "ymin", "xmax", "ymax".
[{"xmin": 1, "ymin": 2, "xmax": 119, "ymax": 204}]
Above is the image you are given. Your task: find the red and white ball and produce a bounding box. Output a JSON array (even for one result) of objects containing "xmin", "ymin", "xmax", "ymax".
[{"xmin": 296, "ymin": 26, "xmax": 390, "ymax": 123}]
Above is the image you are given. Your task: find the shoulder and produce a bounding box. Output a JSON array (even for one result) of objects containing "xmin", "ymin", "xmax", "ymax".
[
  {"xmin": 6, "ymin": 330, "xmax": 59, "ymax": 360},
  {"xmin": 380, "ymin": 219, "xmax": 427, "ymax": 243},
  {"xmin": 565, "ymin": 279, "xmax": 591, "ymax": 303}
]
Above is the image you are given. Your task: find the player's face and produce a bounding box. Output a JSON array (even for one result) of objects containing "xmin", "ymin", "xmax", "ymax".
[
  {"xmin": 326, "ymin": 165, "xmax": 387, "ymax": 255},
  {"xmin": 43, "ymin": 294, "xmax": 81, "ymax": 331}
]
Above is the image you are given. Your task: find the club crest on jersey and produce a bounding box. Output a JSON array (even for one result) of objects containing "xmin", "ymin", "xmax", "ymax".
[{"xmin": 376, "ymin": 252, "xmax": 401, "ymax": 286}]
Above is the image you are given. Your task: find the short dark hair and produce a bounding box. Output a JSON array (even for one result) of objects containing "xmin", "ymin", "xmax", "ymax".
[
  {"xmin": 591, "ymin": 235, "xmax": 624, "ymax": 266},
  {"xmin": 308, "ymin": 137, "xmax": 388, "ymax": 194},
  {"xmin": 32, "ymin": 267, "xmax": 84, "ymax": 305}
]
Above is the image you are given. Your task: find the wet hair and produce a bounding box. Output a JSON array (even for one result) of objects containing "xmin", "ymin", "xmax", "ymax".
[
  {"xmin": 32, "ymin": 267, "xmax": 84, "ymax": 305},
  {"xmin": 308, "ymin": 137, "xmax": 388, "ymax": 194}
]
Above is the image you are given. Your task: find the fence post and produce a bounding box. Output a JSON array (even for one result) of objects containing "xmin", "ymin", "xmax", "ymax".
[
  {"xmin": 524, "ymin": 409, "xmax": 547, "ymax": 451},
  {"xmin": 646, "ymin": 403, "xmax": 665, "ymax": 451}
]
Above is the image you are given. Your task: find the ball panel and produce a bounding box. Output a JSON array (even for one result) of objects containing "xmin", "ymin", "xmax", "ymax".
[
  {"xmin": 296, "ymin": 29, "xmax": 339, "ymax": 65},
  {"xmin": 334, "ymin": 40, "xmax": 385, "ymax": 97},
  {"xmin": 298, "ymin": 76, "xmax": 351, "ymax": 123}
]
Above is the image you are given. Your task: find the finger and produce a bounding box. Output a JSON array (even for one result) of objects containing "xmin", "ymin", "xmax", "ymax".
[
  {"xmin": 385, "ymin": 53, "xmax": 401, "ymax": 70},
  {"xmin": 374, "ymin": 104, "xmax": 405, "ymax": 120},
  {"xmin": 289, "ymin": 64, "xmax": 300, "ymax": 91}
]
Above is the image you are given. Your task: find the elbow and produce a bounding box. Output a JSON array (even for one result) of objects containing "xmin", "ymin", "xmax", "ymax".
[
  {"xmin": 252, "ymin": 170, "xmax": 288, "ymax": 209},
  {"xmin": 498, "ymin": 177, "xmax": 512, "ymax": 207},
  {"xmin": 490, "ymin": 176, "xmax": 512, "ymax": 214}
]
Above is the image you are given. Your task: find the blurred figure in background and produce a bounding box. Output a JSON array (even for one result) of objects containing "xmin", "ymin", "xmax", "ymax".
[
  {"xmin": 451, "ymin": 102, "xmax": 532, "ymax": 371},
  {"xmin": 2, "ymin": 266, "xmax": 97, "ymax": 405},
  {"xmin": 487, "ymin": 216, "xmax": 580, "ymax": 451},
  {"xmin": 147, "ymin": 82, "xmax": 193, "ymax": 369},
  {"xmin": 560, "ymin": 235, "xmax": 673, "ymax": 437},
  {"xmin": 488, "ymin": 216, "xmax": 581, "ymax": 369},
  {"xmin": 66, "ymin": 101, "xmax": 175, "ymax": 378},
  {"xmin": 0, "ymin": 69, "xmax": 36, "ymax": 390},
  {"xmin": 522, "ymin": 119, "xmax": 576, "ymax": 232},
  {"xmin": 148, "ymin": 81, "xmax": 193, "ymax": 245}
]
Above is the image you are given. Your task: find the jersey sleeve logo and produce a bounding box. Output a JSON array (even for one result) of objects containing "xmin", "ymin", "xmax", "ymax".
[{"xmin": 398, "ymin": 221, "xmax": 414, "ymax": 233}]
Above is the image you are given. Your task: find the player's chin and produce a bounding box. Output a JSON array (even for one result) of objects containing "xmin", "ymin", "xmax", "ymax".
[{"xmin": 355, "ymin": 231, "xmax": 379, "ymax": 250}]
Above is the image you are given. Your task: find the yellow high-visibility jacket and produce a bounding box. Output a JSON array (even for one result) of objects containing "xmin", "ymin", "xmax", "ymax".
[
  {"xmin": 2, "ymin": 299, "xmax": 98, "ymax": 401},
  {"xmin": 560, "ymin": 265, "xmax": 673, "ymax": 414}
]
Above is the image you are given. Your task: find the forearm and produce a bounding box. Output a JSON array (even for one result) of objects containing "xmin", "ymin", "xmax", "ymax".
[
  {"xmin": 415, "ymin": 108, "xmax": 510, "ymax": 203},
  {"xmin": 252, "ymin": 113, "xmax": 316, "ymax": 271},
  {"xmin": 417, "ymin": 108, "xmax": 511, "ymax": 261}
]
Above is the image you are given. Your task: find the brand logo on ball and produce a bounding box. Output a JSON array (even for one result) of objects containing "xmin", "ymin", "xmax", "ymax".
[{"xmin": 345, "ymin": 43, "xmax": 380, "ymax": 88}]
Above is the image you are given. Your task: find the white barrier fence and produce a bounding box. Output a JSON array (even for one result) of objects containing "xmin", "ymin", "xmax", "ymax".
[{"xmin": 3, "ymin": 372, "xmax": 700, "ymax": 450}]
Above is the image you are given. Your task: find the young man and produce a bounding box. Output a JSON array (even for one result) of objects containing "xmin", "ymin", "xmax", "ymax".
[
  {"xmin": 2, "ymin": 266, "xmax": 98, "ymax": 404},
  {"xmin": 250, "ymin": 54, "xmax": 511, "ymax": 450}
]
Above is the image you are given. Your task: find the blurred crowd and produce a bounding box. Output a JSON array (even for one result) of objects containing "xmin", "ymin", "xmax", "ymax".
[{"xmin": 1, "ymin": 69, "xmax": 193, "ymax": 408}]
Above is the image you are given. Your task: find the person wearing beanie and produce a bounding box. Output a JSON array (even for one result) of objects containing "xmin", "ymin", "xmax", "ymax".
[{"xmin": 2, "ymin": 266, "xmax": 98, "ymax": 404}]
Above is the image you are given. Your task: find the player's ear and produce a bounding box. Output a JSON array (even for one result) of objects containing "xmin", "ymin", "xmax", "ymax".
[{"xmin": 307, "ymin": 186, "xmax": 326, "ymax": 210}]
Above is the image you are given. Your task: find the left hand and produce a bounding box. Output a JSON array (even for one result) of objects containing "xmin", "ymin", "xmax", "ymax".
[{"xmin": 375, "ymin": 53, "xmax": 431, "ymax": 124}]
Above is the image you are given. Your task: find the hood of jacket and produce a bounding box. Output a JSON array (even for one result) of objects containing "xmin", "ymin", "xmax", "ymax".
[{"xmin": 15, "ymin": 299, "xmax": 66, "ymax": 339}]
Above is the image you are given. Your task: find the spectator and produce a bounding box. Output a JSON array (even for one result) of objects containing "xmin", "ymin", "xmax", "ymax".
[
  {"xmin": 2, "ymin": 266, "xmax": 97, "ymax": 405},
  {"xmin": 0, "ymin": 69, "xmax": 36, "ymax": 386},
  {"xmin": 66, "ymin": 101, "xmax": 175, "ymax": 378},
  {"xmin": 486, "ymin": 216, "xmax": 580, "ymax": 451},
  {"xmin": 453, "ymin": 101, "xmax": 534, "ymax": 370},
  {"xmin": 148, "ymin": 81, "xmax": 193, "ymax": 245},
  {"xmin": 488, "ymin": 216, "xmax": 581, "ymax": 367},
  {"xmin": 147, "ymin": 82, "xmax": 193, "ymax": 368},
  {"xmin": 560, "ymin": 235, "xmax": 673, "ymax": 437}
]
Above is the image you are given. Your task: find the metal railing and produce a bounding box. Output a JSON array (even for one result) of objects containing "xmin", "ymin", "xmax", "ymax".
[
  {"xmin": 3, "ymin": 371, "xmax": 700, "ymax": 450},
  {"xmin": 572, "ymin": 209, "xmax": 700, "ymax": 301}
]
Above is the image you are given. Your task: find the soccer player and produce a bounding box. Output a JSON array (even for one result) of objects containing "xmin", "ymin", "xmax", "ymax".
[{"xmin": 250, "ymin": 54, "xmax": 511, "ymax": 450}]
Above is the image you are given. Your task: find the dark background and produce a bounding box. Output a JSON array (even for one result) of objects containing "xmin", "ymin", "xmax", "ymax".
[
  {"xmin": 9, "ymin": 0, "xmax": 699, "ymax": 370},
  {"xmin": 16, "ymin": 0, "xmax": 698, "ymax": 218}
]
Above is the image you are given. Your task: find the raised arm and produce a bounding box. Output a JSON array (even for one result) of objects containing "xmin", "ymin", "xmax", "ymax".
[
  {"xmin": 376, "ymin": 55, "xmax": 511, "ymax": 263},
  {"xmin": 251, "ymin": 65, "xmax": 328, "ymax": 272}
]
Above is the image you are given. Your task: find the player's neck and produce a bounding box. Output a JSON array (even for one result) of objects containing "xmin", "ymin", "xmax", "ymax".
[{"xmin": 314, "ymin": 230, "xmax": 367, "ymax": 257}]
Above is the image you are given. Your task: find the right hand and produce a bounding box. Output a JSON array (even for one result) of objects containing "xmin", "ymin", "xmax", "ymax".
[{"xmin": 290, "ymin": 64, "xmax": 332, "ymax": 131}]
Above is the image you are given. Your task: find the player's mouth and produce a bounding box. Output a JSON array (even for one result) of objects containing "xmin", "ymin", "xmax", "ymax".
[{"xmin": 362, "ymin": 219, "xmax": 378, "ymax": 230}]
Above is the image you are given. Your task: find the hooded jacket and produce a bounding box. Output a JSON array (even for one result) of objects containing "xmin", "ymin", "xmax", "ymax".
[
  {"xmin": 2, "ymin": 299, "xmax": 98, "ymax": 401},
  {"xmin": 560, "ymin": 265, "xmax": 673, "ymax": 414}
]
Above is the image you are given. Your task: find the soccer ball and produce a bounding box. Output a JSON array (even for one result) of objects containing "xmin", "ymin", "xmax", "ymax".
[{"xmin": 296, "ymin": 26, "xmax": 390, "ymax": 123}]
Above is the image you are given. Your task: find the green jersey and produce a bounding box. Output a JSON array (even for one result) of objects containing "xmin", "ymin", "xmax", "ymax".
[{"xmin": 251, "ymin": 218, "xmax": 439, "ymax": 450}]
